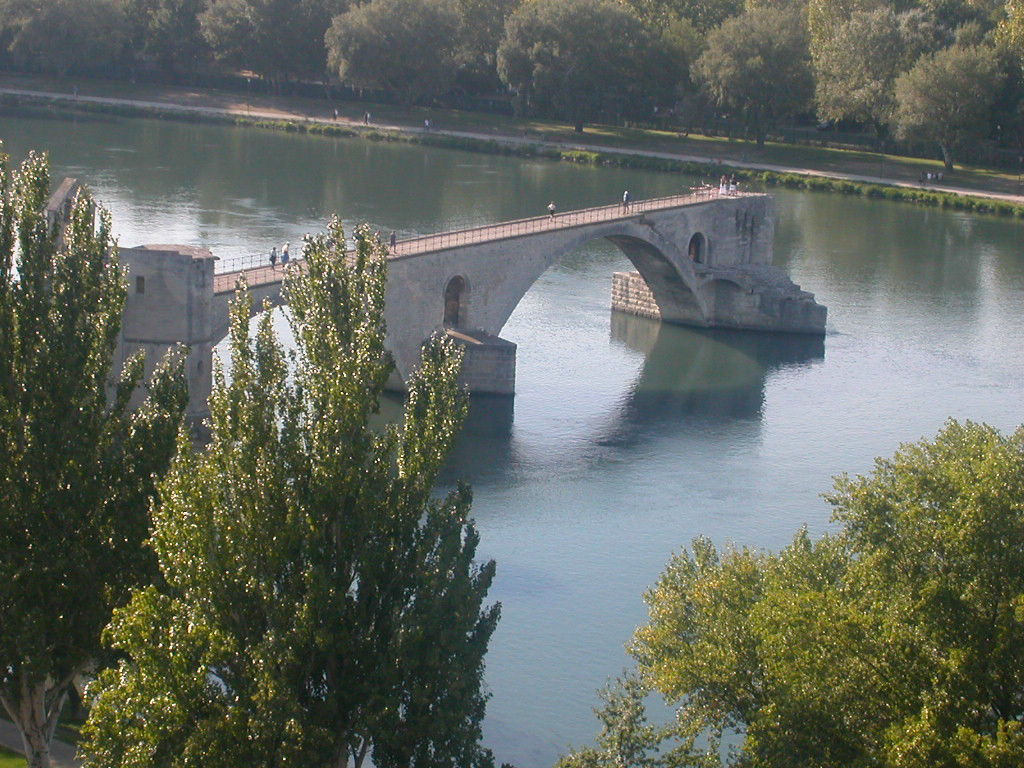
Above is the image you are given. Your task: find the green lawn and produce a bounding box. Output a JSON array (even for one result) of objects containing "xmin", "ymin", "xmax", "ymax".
[{"xmin": 0, "ymin": 745, "xmax": 26, "ymax": 768}]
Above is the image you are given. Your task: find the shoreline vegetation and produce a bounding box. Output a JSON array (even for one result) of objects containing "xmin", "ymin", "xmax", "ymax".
[{"xmin": 2, "ymin": 76, "xmax": 1024, "ymax": 220}]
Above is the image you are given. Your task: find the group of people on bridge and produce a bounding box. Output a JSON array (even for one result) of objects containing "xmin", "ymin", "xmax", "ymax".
[
  {"xmin": 719, "ymin": 174, "xmax": 739, "ymax": 195},
  {"xmin": 268, "ymin": 242, "xmax": 290, "ymax": 269}
]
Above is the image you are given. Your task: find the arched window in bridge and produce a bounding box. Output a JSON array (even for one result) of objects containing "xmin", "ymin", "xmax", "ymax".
[
  {"xmin": 688, "ymin": 233, "xmax": 707, "ymax": 264},
  {"xmin": 444, "ymin": 276, "xmax": 467, "ymax": 327}
]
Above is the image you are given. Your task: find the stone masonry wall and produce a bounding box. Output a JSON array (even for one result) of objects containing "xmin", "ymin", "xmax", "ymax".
[
  {"xmin": 611, "ymin": 271, "xmax": 662, "ymax": 320},
  {"xmin": 446, "ymin": 329, "xmax": 517, "ymax": 395}
]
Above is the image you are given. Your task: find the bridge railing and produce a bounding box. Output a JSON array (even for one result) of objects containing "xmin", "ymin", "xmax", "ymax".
[
  {"xmin": 216, "ymin": 250, "xmax": 277, "ymax": 274},
  {"xmin": 391, "ymin": 186, "xmax": 731, "ymax": 258},
  {"xmin": 214, "ymin": 186, "xmax": 747, "ymax": 276}
]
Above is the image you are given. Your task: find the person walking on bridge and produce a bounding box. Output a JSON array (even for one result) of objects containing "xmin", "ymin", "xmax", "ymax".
[
  {"xmin": 622, "ymin": 190, "xmax": 631, "ymax": 211},
  {"xmin": 269, "ymin": 246, "xmax": 277, "ymax": 269},
  {"xmin": 281, "ymin": 242, "xmax": 290, "ymax": 268},
  {"xmin": 547, "ymin": 200, "xmax": 556, "ymax": 218}
]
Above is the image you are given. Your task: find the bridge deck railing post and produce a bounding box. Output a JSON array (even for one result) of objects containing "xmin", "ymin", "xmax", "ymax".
[{"xmin": 216, "ymin": 190, "xmax": 759, "ymax": 282}]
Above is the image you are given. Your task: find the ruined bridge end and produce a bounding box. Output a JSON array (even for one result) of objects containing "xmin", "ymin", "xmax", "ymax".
[{"xmin": 117, "ymin": 245, "xmax": 218, "ymax": 427}]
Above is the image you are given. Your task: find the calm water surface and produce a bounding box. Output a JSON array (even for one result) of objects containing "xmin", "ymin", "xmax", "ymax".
[{"xmin": 3, "ymin": 111, "xmax": 1023, "ymax": 768}]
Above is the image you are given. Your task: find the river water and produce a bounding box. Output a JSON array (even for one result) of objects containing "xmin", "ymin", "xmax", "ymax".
[{"xmin": 3, "ymin": 111, "xmax": 1023, "ymax": 767}]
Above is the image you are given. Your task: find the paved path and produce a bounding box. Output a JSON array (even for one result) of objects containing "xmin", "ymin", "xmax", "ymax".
[
  {"xmin": 4, "ymin": 85, "xmax": 1024, "ymax": 209},
  {"xmin": 0, "ymin": 718, "xmax": 80, "ymax": 768}
]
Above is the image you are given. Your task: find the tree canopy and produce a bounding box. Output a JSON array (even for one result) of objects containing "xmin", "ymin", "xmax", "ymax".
[
  {"xmin": 813, "ymin": 9, "xmax": 920, "ymax": 135},
  {"xmin": 0, "ymin": 0, "xmax": 1022, "ymax": 156},
  {"xmin": 695, "ymin": 6, "xmax": 814, "ymax": 144},
  {"xmin": 0, "ymin": 149, "xmax": 188, "ymax": 768},
  {"xmin": 894, "ymin": 43, "xmax": 1004, "ymax": 169},
  {"xmin": 0, "ymin": 0, "xmax": 128, "ymax": 76},
  {"xmin": 81, "ymin": 222, "xmax": 500, "ymax": 768},
  {"xmin": 563, "ymin": 420, "xmax": 1024, "ymax": 768},
  {"xmin": 326, "ymin": 0, "xmax": 461, "ymax": 106},
  {"xmin": 122, "ymin": 0, "xmax": 206, "ymax": 75},
  {"xmin": 497, "ymin": 0, "xmax": 663, "ymax": 131},
  {"xmin": 200, "ymin": 0, "xmax": 340, "ymax": 86}
]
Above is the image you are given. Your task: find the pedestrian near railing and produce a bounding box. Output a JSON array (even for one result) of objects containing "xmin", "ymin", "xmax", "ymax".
[{"xmin": 215, "ymin": 188, "xmax": 745, "ymax": 278}]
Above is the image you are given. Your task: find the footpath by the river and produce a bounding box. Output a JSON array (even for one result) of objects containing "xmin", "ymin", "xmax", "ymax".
[{"xmin": 2, "ymin": 75, "xmax": 1023, "ymax": 208}]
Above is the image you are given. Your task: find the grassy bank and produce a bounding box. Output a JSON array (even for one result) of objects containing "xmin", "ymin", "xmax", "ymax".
[
  {"xmin": 4, "ymin": 89, "xmax": 1024, "ymax": 220},
  {"xmin": 0, "ymin": 746, "xmax": 24, "ymax": 768}
]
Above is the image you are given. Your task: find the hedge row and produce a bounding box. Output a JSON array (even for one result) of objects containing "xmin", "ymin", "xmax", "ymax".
[{"xmin": 5, "ymin": 92, "xmax": 1023, "ymax": 219}]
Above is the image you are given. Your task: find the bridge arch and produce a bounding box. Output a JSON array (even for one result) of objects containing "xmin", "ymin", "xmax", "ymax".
[{"xmin": 604, "ymin": 232, "xmax": 706, "ymax": 327}]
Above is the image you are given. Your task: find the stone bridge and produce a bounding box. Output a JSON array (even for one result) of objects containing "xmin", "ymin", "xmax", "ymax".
[{"xmin": 107, "ymin": 188, "xmax": 825, "ymax": 423}]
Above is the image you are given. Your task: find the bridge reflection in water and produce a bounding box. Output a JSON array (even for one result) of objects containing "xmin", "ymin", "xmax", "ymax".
[{"xmin": 434, "ymin": 311, "xmax": 825, "ymax": 485}]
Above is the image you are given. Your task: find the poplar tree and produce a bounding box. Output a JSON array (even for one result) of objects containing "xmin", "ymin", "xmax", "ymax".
[
  {"xmin": 82, "ymin": 221, "xmax": 500, "ymax": 768},
  {"xmin": 0, "ymin": 148, "xmax": 188, "ymax": 768}
]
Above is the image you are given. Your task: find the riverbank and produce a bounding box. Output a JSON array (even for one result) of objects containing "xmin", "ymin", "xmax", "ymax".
[{"xmin": 2, "ymin": 73, "xmax": 1024, "ymax": 218}]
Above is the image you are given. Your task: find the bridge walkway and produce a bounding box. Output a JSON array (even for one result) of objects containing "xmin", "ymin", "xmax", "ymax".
[{"xmin": 212, "ymin": 187, "xmax": 741, "ymax": 295}]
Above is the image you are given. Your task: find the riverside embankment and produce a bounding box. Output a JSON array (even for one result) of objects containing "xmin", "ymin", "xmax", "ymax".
[{"xmin": 2, "ymin": 75, "xmax": 1023, "ymax": 218}]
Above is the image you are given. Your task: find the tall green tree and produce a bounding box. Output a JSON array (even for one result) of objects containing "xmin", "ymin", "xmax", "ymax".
[
  {"xmin": 497, "ymin": 0, "xmax": 660, "ymax": 131},
  {"xmin": 0, "ymin": 0, "xmax": 128, "ymax": 76},
  {"xmin": 894, "ymin": 43, "xmax": 1004, "ymax": 169},
  {"xmin": 451, "ymin": 0, "xmax": 522, "ymax": 93},
  {"xmin": 200, "ymin": 0, "xmax": 340, "ymax": 87},
  {"xmin": 0, "ymin": 149, "xmax": 188, "ymax": 768},
  {"xmin": 565, "ymin": 419, "xmax": 1024, "ymax": 768},
  {"xmin": 81, "ymin": 222, "xmax": 500, "ymax": 768},
  {"xmin": 326, "ymin": 0, "xmax": 461, "ymax": 107},
  {"xmin": 122, "ymin": 0, "xmax": 207, "ymax": 76},
  {"xmin": 812, "ymin": 8, "xmax": 936, "ymax": 137},
  {"xmin": 694, "ymin": 6, "xmax": 814, "ymax": 145}
]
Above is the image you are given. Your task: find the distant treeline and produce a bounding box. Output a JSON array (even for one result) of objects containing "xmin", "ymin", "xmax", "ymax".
[{"xmin": 1, "ymin": 0, "xmax": 1023, "ymax": 168}]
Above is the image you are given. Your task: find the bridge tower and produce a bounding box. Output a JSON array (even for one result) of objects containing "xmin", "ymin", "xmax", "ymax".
[{"xmin": 116, "ymin": 245, "xmax": 217, "ymax": 426}]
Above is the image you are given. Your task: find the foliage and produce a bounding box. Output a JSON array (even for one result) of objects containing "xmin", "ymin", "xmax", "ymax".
[
  {"xmin": 996, "ymin": 0, "xmax": 1024, "ymax": 67},
  {"xmin": 805, "ymin": 0, "xmax": 885, "ymax": 55},
  {"xmin": 894, "ymin": 43, "xmax": 1004, "ymax": 169},
  {"xmin": 326, "ymin": 0, "xmax": 461, "ymax": 107},
  {"xmin": 81, "ymin": 221, "xmax": 500, "ymax": 768},
  {"xmin": 0, "ymin": 0, "xmax": 128, "ymax": 76},
  {"xmin": 623, "ymin": 0, "xmax": 744, "ymax": 31},
  {"xmin": 0, "ymin": 148, "xmax": 188, "ymax": 768},
  {"xmin": 758, "ymin": 170, "xmax": 1024, "ymax": 216},
  {"xmin": 122, "ymin": 0, "xmax": 206, "ymax": 75},
  {"xmin": 0, "ymin": 0, "xmax": 1020, "ymax": 156},
  {"xmin": 695, "ymin": 7, "xmax": 814, "ymax": 145},
  {"xmin": 556, "ymin": 673, "xmax": 720, "ymax": 768},
  {"xmin": 200, "ymin": 0, "xmax": 340, "ymax": 86},
  {"xmin": 497, "ymin": 0, "xmax": 665, "ymax": 131},
  {"xmin": 916, "ymin": 0, "xmax": 1005, "ymax": 32},
  {"xmin": 813, "ymin": 8, "xmax": 928, "ymax": 135},
  {"xmin": 451, "ymin": 0, "xmax": 521, "ymax": 92},
  {"xmin": 567, "ymin": 420, "xmax": 1024, "ymax": 768}
]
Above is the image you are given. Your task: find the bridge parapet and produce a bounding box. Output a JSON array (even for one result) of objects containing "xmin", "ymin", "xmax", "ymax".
[
  {"xmin": 392, "ymin": 187, "xmax": 731, "ymax": 257},
  {"xmin": 210, "ymin": 188, "xmax": 753, "ymax": 278}
]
